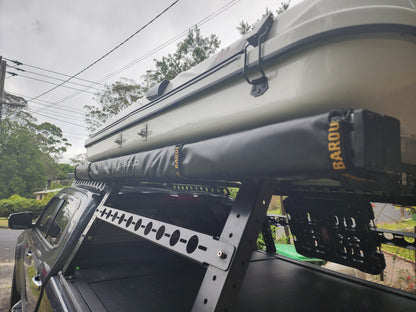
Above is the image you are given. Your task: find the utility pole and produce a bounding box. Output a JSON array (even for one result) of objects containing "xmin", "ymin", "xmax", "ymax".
[{"xmin": 0, "ymin": 56, "xmax": 6, "ymax": 125}]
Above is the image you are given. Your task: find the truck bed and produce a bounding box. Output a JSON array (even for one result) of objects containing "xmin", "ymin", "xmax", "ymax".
[{"xmin": 67, "ymin": 248, "xmax": 416, "ymax": 311}]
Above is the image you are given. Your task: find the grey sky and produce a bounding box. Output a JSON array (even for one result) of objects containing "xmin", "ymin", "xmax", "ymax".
[{"xmin": 0, "ymin": 0, "xmax": 302, "ymax": 162}]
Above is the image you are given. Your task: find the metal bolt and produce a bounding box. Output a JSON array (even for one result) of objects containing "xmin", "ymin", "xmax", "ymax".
[{"xmin": 217, "ymin": 250, "xmax": 227, "ymax": 259}]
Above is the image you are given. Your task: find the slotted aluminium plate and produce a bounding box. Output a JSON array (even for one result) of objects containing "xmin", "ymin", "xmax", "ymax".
[{"xmin": 95, "ymin": 205, "xmax": 235, "ymax": 271}]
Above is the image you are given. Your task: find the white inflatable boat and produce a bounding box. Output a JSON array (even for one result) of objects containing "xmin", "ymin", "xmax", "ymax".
[{"xmin": 85, "ymin": 0, "xmax": 416, "ymax": 164}]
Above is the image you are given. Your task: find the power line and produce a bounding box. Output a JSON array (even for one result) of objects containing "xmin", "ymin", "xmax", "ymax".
[
  {"xmin": 7, "ymin": 92, "xmax": 85, "ymax": 116},
  {"xmin": 28, "ymin": 0, "xmax": 180, "ymax": 104},
  {"xmin": 31, "ymin": 0, "xmax": 239, "ymax": 110},
  {"xmin": 29, "ymin": 108, "xmax": 85, "ymax": 122},
  {"xmin": 6, "ymin": 65, "xmax": 105, "ymax": 92},
  {"xmin": 64, "ymin": 130, "xmax": 88, "ymax": 137},
  {"xmin": 30, "ymin": 102, "xmax": 85, "ymax": 117},
  {"xmin": 4, "ymin": 58, "xmax": 106, "ymax": 86},
  {"xmin": 28, "ymin": 109, "xmax": 86, "ymax": 128},
  {"xmin": 8, "ymin": 72, "xmax": 97, "ymax": 95},
  {"xmin": 102, "ymin": 0, "xmax": 239, "ymax": 81}
]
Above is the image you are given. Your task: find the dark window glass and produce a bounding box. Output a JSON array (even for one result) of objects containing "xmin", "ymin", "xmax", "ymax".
[
  {"xmin": 46, "ymin": 195, "xmax": 80, "ymax": 245},
  {"xmin": 38, "ymin": 197, "xmax": 64, "ymax": 236}
]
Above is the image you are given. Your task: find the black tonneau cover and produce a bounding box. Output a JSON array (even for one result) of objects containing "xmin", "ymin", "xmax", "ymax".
[{"xmin": 75, "ymin": 109, "xmax": 400, "ymax": 182}]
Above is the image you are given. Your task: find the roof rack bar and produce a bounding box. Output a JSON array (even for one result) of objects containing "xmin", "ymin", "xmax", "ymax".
[{"xmin": 192, "ymin": 179, "xmax": 274, "ymax": 312}]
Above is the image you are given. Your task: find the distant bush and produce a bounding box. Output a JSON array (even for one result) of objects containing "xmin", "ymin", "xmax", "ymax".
[{"xmin": 0, "ymin": 195, "xmax": 45, "ymax": 218}]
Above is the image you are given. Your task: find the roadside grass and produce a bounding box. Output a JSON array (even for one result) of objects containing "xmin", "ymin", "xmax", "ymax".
[
  {"xmin": 0, "ymin": 217, "xmax": 8, "ymax": 228},
  {"xmin": 378, "ymin": 219, "xmax": 416, "ymax": 262}
]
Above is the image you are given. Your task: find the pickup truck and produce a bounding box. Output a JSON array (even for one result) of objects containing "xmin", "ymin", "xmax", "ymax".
[
  {"xmin": 7, "ymin": 0, "xmax": 416, "ymax": 309},
  {"xmin": 8, "ymin": 180, "xmax": 416, "ymax": 311}
]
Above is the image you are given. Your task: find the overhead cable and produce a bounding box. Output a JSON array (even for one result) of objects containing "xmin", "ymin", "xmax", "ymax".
[
  {"xmin": 7, "ymin": 92, "xmax": 85, "ymax": 116},
  {"xmin": 8, "ymin": 72, "xmax": 97, "ymax": 95},
  {"xmin": 7, "ymin": 66, "xmax": 104, "ymax": 92},
  {"xmin": 4, "ymin": 58, "xmax": 106, "ymax": 86},
  {"xmin": 28, "ymin": 109, "xmax": 86, "ymax": 128},
  {"xmin": 27, "ymin": 0, "xmax": 239, "ymax": 109},
  {"xmin": 102, "ymin": 0, "xmax": 239, "ymax": 80},
  {"xmin": 28, "ymin": 0, "xmax": 180, "ymax": 104}
]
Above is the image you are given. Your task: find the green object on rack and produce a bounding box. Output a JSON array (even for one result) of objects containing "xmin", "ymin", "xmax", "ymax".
[{"xmin": 275, "ymin": 244, "xmax": 326, "ymax": 265}]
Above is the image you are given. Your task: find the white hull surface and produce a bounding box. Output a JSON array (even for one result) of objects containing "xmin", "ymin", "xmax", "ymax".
[{"xmin": 86, "ymin": 0, "xmax": 416, "ymax": 164}]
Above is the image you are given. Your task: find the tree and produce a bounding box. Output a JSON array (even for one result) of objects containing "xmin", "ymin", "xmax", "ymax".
[
  {"xmin": 237, "ymin": 1, "xmax": 291, "ymax": 36},
  {"xmin": 276, "ymin": 1, "xmax": 291, "ymax": 14},
  {"xmin": 84, "ymin": 78, "xmax": 145, "ymax": 132},
  {"xmin": 35, "ymin": 122, "xmax": 71, "ymax": 157},
  {"xmin": 2, "ymin": 92, "xmax": 32, "ymax": 126},
  {"xmin": 85, "ymin": 26, "xmax": 220, "ymax": 132},
  {"xmin": 143, "ymin": 26, "xmax": 220, "ymax": 84},
  {"xmin": 236, "ymin": 21, "xmax": 253, "ymax": 36},
  {"xmin": 0, "ymin": 121, "xmax": 46, "ymax": 198},
  {"xmin": 0, "ymin": 98, "xmax": 71, "ymax": 199},
  {"xmin": 70, "ymin": 153, "xmax": 88, "ymax": 167}
]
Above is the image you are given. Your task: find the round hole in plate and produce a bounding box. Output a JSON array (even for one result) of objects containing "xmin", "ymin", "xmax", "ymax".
[
  {"xmin": 383, "ymin": 233, "xmax": 394, "ymax": 240},
  {"xmin": 118, "ymin": 213, "xmax": 125, "ymax": 224},
  {"xmin": 170, "ymin": 230, "xmax": 180, "ymax": 246},
  {"xmin": 186, "ymin": 235, "xmax": 199, "ymax": 254},
  {"xmin": 156, "ymin": 225, "xmax": 165, "ymax": 240},
  {"xmin": 112, "ymin": 211, "xmax": 118, "ymax": 222},
  {"xmin": 126, "ymin": 216, "xmax": 133, "ymax": 227},
  {"xmin": 134, "ymin": 218, "xmax": 142, "ymax": 231},
  {"xmin": 404, "ymin": 236, "xmax": 415, "ymax": 244},
  {"xmin": 144, "ymin": 222, "xmax": 153, "ymax": 235}
]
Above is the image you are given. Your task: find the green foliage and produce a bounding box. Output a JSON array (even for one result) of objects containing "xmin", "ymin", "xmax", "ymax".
[
  {"xmin": 276, "ymin": 1, "xmax": 291, "ymax": 14},
  {"xmin": 144, "ymin": 27, "xmax": 220, "ymax": 84},
  {"xmin": 35, "ymin": 122, "xmax": 71, "ymax": 157},
  {"xmin": 0, "ymin": 195, "xmax": 45, "ymax": 218},
  {"xmin": 85, "ymin": 26, "xmax": 220, "ymax": 131},
  {"xmin": 0, "ymin": 100, "xmax": 70, "ymax": 199},
  {"xmin": 0, "ymin": 218, "xmax": 8, "ymax": 228},
  {"xmin": 41, "ymin": 191, "xmax": 59, "ymax": 204},
  {"xmin": 0, "ymin": 121, "xmax": 47, "ymax": 198},
  {"xmin": 237, "ymin": 1, "xmax": 291, "ymax": 36},
  {"xmin": 378, "ymin": 219, "xmax": 416, "ymax": 262},
  {"xmin": 227, "ymin": 187, "xmax": 239, "ymax": 199},
  {"xmin": 257, "ymin": 225, "xmax": 278, "ymax": 250},
  {"xmin": 70, "ymin": 153, "xmax": 88, "ymax": 166},
  {"xmin": 85, "ymin": 78, "xmax": 145, "ymax": 132},
  {"xmin": 56, "ymin": 163, "xmax": 75, "ymax": 180}
]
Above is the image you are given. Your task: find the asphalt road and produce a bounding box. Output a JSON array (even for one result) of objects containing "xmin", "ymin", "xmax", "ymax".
[
  {"xmin": 0, "ymin": 229, "xmax": 22, "ymax": 311},
  {"xmin": 0, "ymin": 229, "xmax": 23, "ymax": 262}
]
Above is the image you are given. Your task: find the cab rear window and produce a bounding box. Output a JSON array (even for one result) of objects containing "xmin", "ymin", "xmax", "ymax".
[{"xmin": 37, "ymin": 192, "xmax": 81, "ymax": 246}]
